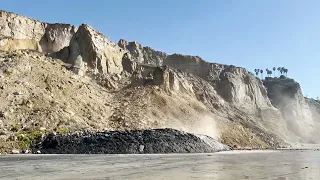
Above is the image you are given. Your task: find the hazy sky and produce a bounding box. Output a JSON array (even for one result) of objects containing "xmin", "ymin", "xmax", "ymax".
[{"xmin": 2, "ymin": 0, "xmax": 320, "ymax": 97}]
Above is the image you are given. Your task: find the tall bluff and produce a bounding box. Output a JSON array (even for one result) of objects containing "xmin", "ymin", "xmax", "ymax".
[
  {"xmin": 0, "ymin": 10, "xmax": 125, "ymax": 74},
  {"xmin": 263, "ymin": 77, "xmax": 315, "ymax": 141},
  {"xmin": 163, "ymin": 54, "xmax": 273, "ymax": 115},
  {"xmin": 128, "ymin": 64, "xmax": 293, "ymax": 146},
  {"xmin": 0, "ymin": 10, "xmax": 77, "ymax": 52},
  {"xmin": 121, "ymin": 41, "xmax": 295, "ymax": 143},
  {"xmin": 115, "ymin": 40, "xmax": 273, "ymax": 115}
]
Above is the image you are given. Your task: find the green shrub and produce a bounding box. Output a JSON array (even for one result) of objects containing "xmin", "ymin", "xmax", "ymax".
[
  {"xmin": 17, "ymin": 130, "xmax": 44, "ymax": 149},
  {"xmin": 56, "ymin": 128, "xmax": 70, "ymax": 134},
  {"xmin": 11, "ymin": 125, "xmax": 22, "ymax": 132},
  {"xmin": 17, "ymin": 135, "xmax": 31, "ymax": 149}
]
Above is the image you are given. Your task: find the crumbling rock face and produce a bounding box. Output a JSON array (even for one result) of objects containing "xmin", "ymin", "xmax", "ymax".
[
  {"xmin": 0, "ymin": 10, "xmax": 76, "ymax": 53},
  {"xmin": 67, "ymin": 24, "xmax": 124, "ymax": 74},
  {"xmin": 164, "ymin": 54, "xmax": 211, "ymax": 80},
  {"xmin": 164, "ymin": 54, "xmax": 272, "ymax": 115},
  {"xmin": 0, "ymin": 10, "xmax": 45, "ymax": 40},
  {"xmin": 122, "ymin": 53, "xmax": 137, "ymax": 73},
  {"xmin": 118, "ymin": 39, "xmax": 167, "ymax": 66},
  {"xmin": 70, "ymin": 55, "xmax": 86, "ymax": 76},
  {"xmin": 118, "ymin": 39, "xmax": 144, "ymax": 63},
  {"xmin": 263, "ymin": 77, "xmax": 315, "ymax": 140},
  {"xmin": 131, "ymin": 65, "xmax": 194, "ymax": 94},
  {"xmin": 305, "ymin": 98, "xmax": 320, "ymax": 143},
  {"xmin": 39, "ymin": 23, "xmax": 77, "ymax": 53}
]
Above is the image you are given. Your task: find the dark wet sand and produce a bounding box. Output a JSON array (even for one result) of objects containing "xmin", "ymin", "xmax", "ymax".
[{"xmin": 0, "ymin": 149, "xmax": 319, "ymax": 180}]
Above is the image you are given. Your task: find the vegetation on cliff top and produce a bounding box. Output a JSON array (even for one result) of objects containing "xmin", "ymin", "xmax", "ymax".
[{"xmin": 254, "ymin": 67, "xmax": 288, "ymax": 79}]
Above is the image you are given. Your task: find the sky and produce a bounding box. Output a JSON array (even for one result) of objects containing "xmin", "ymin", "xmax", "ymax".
[{"xmin": 2, "ymin": 0, "xmax": 320, "ymax": 97}]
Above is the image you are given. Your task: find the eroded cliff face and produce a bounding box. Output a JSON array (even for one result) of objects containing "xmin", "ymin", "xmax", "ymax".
[
  {"xmin": 164, "ymin": 54, "xmax": 273, "ymax": 115},
  {"xmin": 119, "ymin": 46, "xmax": 276, "ymax": 118},
  {"xmin": 263, "ymin": 77, "xmax": 315, "ymax": 141},
  {"xmin": 67, "ymin": 24, "xmax": 124, "ymax": 74},
  {"xmin": 40, "ymin": 23, "xmax": 77, "ymax": 53},
  {"xmin": 0, "ymin": 10, "xmax": 77, "ymax": 53},
  {"xmin": 118, "ymin": 39, "xmax": 167, "ymax": 66},
  {"xmin": 128, "ymin": 63, "xmax": 294, "ymax": 146},
  {"xmin": 305, "ymin": 98, "xmax": 320, "ymax": 142},
  {"xmin": 0, "ymin": 10, "xmax": 312, "ymax": 151}
]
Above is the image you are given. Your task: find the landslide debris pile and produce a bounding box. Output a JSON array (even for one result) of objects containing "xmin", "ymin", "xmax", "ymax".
[
  {"xmin": 38, "ymin": 128, "xmax": 226, "ymax": 154},
  {"xmin": 0, "ymin": 10, "xmax": 318, "ymax": 153}
]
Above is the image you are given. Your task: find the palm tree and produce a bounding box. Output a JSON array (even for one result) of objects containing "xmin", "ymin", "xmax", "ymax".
[
  {"xmin": 281, "ymin": 67, "xmax": 285, "ymax": 75},
  {"xmin": 254, "ymin": 69, "xmax": 259, "ymax": 76},
  {"xmin": 266, "ymin": 69, "xmax": 269, "ymax": 77},
  {"xmin": 273, "ymin": 67, "xmax": 276, "ymax": 77},
  {"xmin": 260, "ymin": 69, "xmax": 263, "ymax": 79},
  {"xmin": 284, "ymin": 68, "xmax": 288, "ymax": 77},
  {"xmin": 277, "ymin": 67, "xmax": 281, "ymax": 76}
]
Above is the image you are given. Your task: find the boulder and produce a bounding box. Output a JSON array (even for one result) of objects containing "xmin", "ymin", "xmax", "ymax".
[
  {"xmin": 71, "ymin": 55, "xmax": 85, "ymax": 76},
  {"xmin": 11, "ymin": 149, "xmax": 19, "ymax": 154}
]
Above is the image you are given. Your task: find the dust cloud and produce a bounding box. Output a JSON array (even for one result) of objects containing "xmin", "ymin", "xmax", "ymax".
[
  {"xmin": 275, "ymin": 95, "xmax": 317, "ymax": 143},
  {"xmin": 168, "ymin": 114, "xmax": 221, "ymax": 139}
]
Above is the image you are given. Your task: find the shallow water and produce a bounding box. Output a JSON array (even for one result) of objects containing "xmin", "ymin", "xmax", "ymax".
[{"xmin": 0, "ymin": 150, "xmax": 319, "ymax": 180}]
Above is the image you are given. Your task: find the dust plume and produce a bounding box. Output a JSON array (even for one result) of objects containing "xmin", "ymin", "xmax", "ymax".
[
  {"xmin": 274, "ymin": 94, "xmax": 316, "ymax": 143},
  {"xmin": 168, "ymin": 114, "xmax": 221, "ymax": 139}
]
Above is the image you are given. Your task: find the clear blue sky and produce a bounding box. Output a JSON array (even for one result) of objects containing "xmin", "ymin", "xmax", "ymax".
[{"xmin": 2, "ymin": 0, "xmax": 320, "ymax": 97}]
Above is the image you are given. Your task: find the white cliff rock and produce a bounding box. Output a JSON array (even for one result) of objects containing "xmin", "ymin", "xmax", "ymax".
[
  {"xmin": 68, "ymin": 24, "xmax": 124, "ymax": 74},
  {"xmin": 163, "ymin": 54, "xmax": 272, "ymax": 114},
  {"xmin": 0, "ymin": 10, "xmax": 77, "ymax": 52},
  {"xmin": 264, "ymin": 77, "xmax": 315, "ymax": 140},
  {"xmin": 118, "ymin": 39, "xmax": 167, "ymax": 66}
]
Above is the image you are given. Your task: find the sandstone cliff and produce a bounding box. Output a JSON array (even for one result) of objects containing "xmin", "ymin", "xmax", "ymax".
[
  {"xmin": 116, "ymin": 41, "xmax": 292, "ymax": 141},
  {"xmin": 304, "ymin": 98, "xmax": 320, "ymax": 142},
  {"xmin": 1, "ymin": 10, "xmax": 318, "ymax": 153},
  {"xmin": 118, "ymin": 39, "xmax": 167, "ymax": 66},
  {"xmin": 67, "ymin": 24, "xmax": 124, "ymax": 74},
  {"xmin": 0, "ymin": 10, "xmax": 77, "ymax": 53},
  {"xmin": 263, "ymin": 77, "xmax": 315, "ymax": 141}
]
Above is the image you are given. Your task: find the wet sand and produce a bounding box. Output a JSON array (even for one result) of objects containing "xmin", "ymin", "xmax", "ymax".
[{"xmin": 0, "ymin": 150, "xmax": 319, "ymax": 180}]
